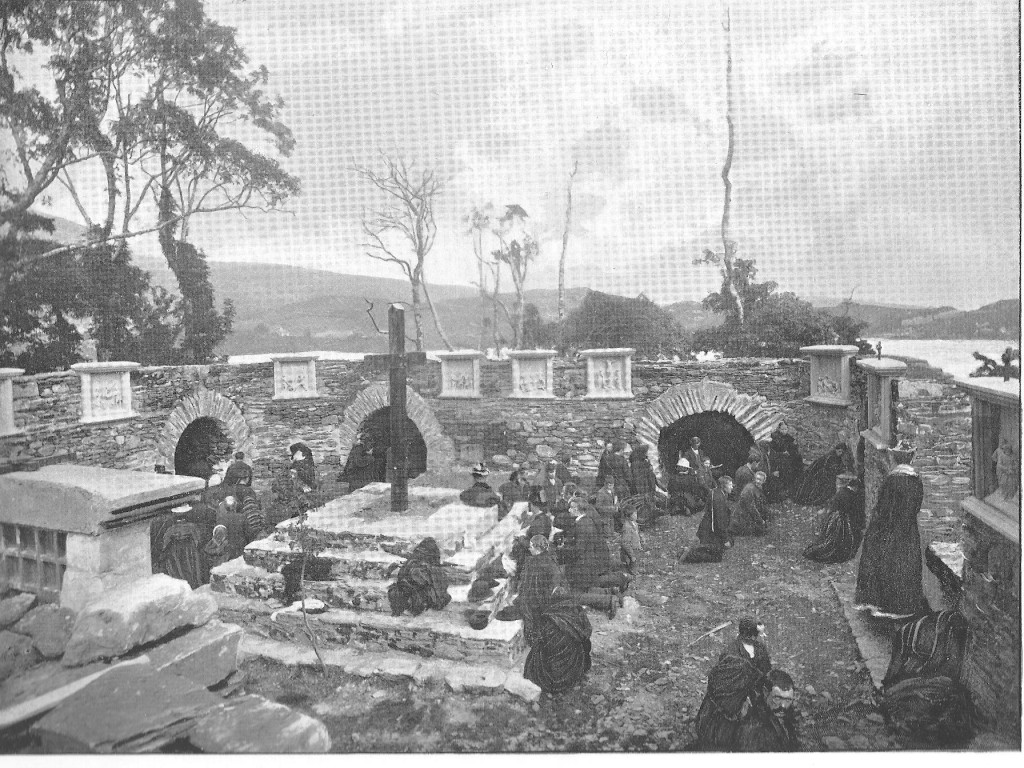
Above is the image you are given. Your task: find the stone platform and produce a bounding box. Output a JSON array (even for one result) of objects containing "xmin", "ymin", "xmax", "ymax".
[{"xmin": 210, "ymin": 487, "xmax": 530, "ymax": 673}]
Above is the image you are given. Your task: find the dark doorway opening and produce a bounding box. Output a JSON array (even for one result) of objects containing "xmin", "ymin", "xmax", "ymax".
[
  {"xmin": 341, "ymin": 406, "xmax": 427, "ymax": 485},
  {"xmin": 174, "ymin": 416, "xmax": 234, "ymax": 479},
  {"xmin": 658, "ymin": 411, "xmax": 754, "ymax": 477}
]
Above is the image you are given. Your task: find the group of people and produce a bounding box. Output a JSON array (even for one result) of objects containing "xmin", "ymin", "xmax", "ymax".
[{"xmin": 693, "ymin": 618, "xmax": 800, "ymax": 751}]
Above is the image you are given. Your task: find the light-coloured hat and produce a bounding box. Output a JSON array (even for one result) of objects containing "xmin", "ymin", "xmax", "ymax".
[
  {"xmin": 676, "ymin": 457, "xmax": 691, "ymax": 468},
  {"xmin": 471, "ymin": 462, "xmax": 489, "ymax": 476}
]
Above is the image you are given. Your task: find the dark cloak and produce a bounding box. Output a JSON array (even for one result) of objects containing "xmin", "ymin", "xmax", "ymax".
[
  {"xmin": 855, "ymin": 471, "xmax": 927, "ymax": 616},
  {"xmin": 156, "ymin": 520, "xmax": 206, "ymax": 588},
  {"xmin": 766, "ymin": 431, "xmax": 803, "ymax": 500},
  {"xmin": 513, "ymin": 550, "xmax": 566, "ymax": 643},
  {"xmin": 791, "ymin": 443, "xmax": 850, "ymax": 505},
  {"xmin": 684, "ymin": 488, "xmax": 731, "ymax": 563},
  {"xmin": 522, "ymin": 597, "xmax": 593, "ymax": 694},
  {"xmin": 667, "ymin": 471, "xmax": 707, "ymax": 516},
  {"xmin": 694, "ymin": 638, "xmax": 773, "ymax": 750},
  {"xmin": 289, "ymin": 442, "xmax": 317, "ymax": 489},
  {"xmin": 735, "ymin": 698, "xmax": 800, "ymax": 752},
  {"xmin": 341, "ymin": 443, "xmax": 376, "ymax": 491},
  {"xmin": 459, "ymin": 480, "xmax": 501, "ymax": 508},
  {"xmin": 729, "ymin": 483, "xmax": 767, "ymax": 537},
  {"xmin": 388, "ymin": 538, "xmax": 452, "ymax": 616},
  {"xmin": 802, "ymin": 483, "xmax": 866, "ymax": 563},
  {"xmin": 564, "ymin": 513, "xmax": 613, "ymax": 591}
]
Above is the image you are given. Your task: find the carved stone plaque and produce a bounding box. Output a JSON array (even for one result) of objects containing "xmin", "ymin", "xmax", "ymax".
[
  {"xmin": 509, "ymin": 350, "xmax": 556, "ymax": 399},
  {"xmin": 437, "ymin": 351, "xmax": 483, "ymax": 398},
  {"xmin": 580, "ymin": 348, "xmax": 634, "ymax": 399},
  {"xmin": 0, "ymin": 368, "xmax": 24, "ymax": 436},
  {"xmin": 801, "ymin": 345, "xmax": 858, "ymax": 406},
  {"xmin": 272, "ymin": 355, "xmax": 318, "ymax": 400},
  {"xmin": 72, "ymin": 362, "xmax": 140, "ymax": 423}
]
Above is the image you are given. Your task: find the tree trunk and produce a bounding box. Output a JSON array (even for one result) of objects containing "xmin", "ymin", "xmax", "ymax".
[
  {"xmin": 420, "ymin": 277, "xmax": 453, "ymax": 351},
  {"xmin": 720, "ymin": 7, "xmax": 743, "ymax": 326},
  {"xmin": 491, "ymin": 266, "xmax": 502, "ymax": 350},
  {"xmin": 409, "ymin": 280, "xmax": 425, "ymax": 351},
  {"xmin": 558, "ymin": 160, "xmax": 578, "ymax": 321},
  {"xmin": 477, "ymin": 232, "xmax": 488, "ymax": 351},
  {"xmin": 512, "ymin": 271, "xmax": 525, "ymax": 349}
]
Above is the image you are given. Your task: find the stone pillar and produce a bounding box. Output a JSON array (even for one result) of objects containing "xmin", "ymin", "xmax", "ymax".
[
  {"xmin": 580, "ymin": 348, "xmax": 634, "ymax": 399},
  {"xmin": 0, "ymin": 368, "xmax": 24, "ymax": 436},
  {"xmin": 71, "ymin": 362, "xmax": 140, "ymax": 423},
  {"xmin": 437, "ymin": 350, "xmax": 484, "ymax": 398},
  {"xmin": 508, "ymin": 350, "xmax": 556, "ymax": 399},
  {"xmin": 61, "ymin": 524, "xmax": 154, "ymax": 612},
  {"xmin": 857, "ymin": 357, "xmax": 907, "ymax": 449},
  {"xmin": 271, "ymin": 354, "xmax": 319, "ymax": 400},
  {"xmin": 955, "ymin": 378, "xmax": 1020, "ymax": 747},
  {"xmin": 801, "ymin": 345, "xmax": 858, "ymax": 406}
]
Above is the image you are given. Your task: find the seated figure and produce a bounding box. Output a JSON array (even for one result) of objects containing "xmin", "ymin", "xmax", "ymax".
[
  {"xmin": 387, "ymin": 537, "xmax": 452, "ymax": 617},
  {"xmin": 459, "ymin": 463, "xmax": 501, "ymax": 508}
]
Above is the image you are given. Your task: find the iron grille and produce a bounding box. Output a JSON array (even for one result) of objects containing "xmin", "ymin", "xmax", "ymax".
[{"xmin": 0, "ymin": 523, "xmax": 67, "ymax": 603}]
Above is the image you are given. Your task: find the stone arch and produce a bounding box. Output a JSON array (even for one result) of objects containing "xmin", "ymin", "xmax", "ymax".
[
  {"xmin": 159, "ymin": 388, "xmax": 252, "ymax": 469},
  {"xmin": 635, "ymin": 378, "xmax": 786, "ymax": 472},
  {"xmin": 338, "ymin": 382, "xmax": 456, "ymax": 475}
]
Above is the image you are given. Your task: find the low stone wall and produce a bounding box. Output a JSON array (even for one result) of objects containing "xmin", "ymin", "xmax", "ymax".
[{"xmin": 960, "ymin": 512, "xmax": 1021, "ymax": 746}]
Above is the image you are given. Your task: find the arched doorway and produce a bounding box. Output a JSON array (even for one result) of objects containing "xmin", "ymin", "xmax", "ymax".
[
  {"xmin": 658, "ymin": 411, "xmax": 754, "ymax": 477},
  {"xmin": 159, "ymin": 388, "xmax": 252, "ymax": 473},
  {"xmin": 340, "ymin": 406, "xmax": 428, "ymax": 487},
  {"xmin": 173, "ymin": 416, "xmax": 234, "ymax": 479}
]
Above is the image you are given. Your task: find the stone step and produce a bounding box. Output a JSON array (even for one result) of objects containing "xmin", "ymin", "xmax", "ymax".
[
  {"xmin": 238, "ymin": 633, "xmax": 541, "ymax": 702},
  {"xmin": 210, "ymin": 558, "xmax": 487, "ymax": 615},
  {"xmin": 213, "ymin": 591, "xmax": 526, "ymax": 667}
]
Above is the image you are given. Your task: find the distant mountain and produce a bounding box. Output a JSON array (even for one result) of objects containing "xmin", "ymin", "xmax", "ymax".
[{"xmin": 821, "ymin": 300, "xmax": 1019, "ymax": 340}]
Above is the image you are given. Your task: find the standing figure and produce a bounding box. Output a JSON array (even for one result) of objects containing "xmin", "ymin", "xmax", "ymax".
[
  {"xmin": 532, "ymin": 459, "xmax": 564, "ymax": 513},
  {"xmin": 156, "ymin": 505, "xmax": 206, "ymax": 588},
  {"xmin": 459, "ymin": 463, "xmax": 501, "ymax": 507},
  {"xmin": 606, "ymin": 440, "xmax": 635, "ymax": 497},
  {"xmin": 855, "ymin": 464, "xmax": 928, "ymax": 618},
  {"xmin": 387, "ymin": 537, "xmax": 452, "ymax": 616},
  {"xmin": 595, "ymin": 441, "xmax": 615, "ymax": 488},
  {"xmin": 593, "ymin": 476, "xmax": 618, "ymax": 536},
  {"xmin": 683, "ymin": 476, "xmax": 734, "ymax": 563},
  {"xmin": 214, "ymin": 494, "xmax": 267, "ymax": 562},
  {"xmin": 341, "ymin": 436, "xmax": 377, "ymax": 491},
  {"xmin": 629, "ymin": 444, "xmax": 665, "ymax": 528},
  {"xmin": 766, "ymin": 424, "xmax": 804, "ymax": 500},
  {"xmin": 993, "ymin": 436, "xmax": 1020, "ymax": 502},
  {"xmin": 683, "ymin": 436, "xmax": 710, "ymax": 475},
  {"xmin": 288, "ymin": 442, "xmax": 317, "ymax": 490},
  {"xmin": 222, "ymin": 451, "xmax": 253, "ymax": 487},
  {"xmin": 802, "ymin": 476, "xmax": 865, "ymax": 563},
  {"xmin": 792, "ymin": 442, "xmax": 851, "ymax": 506},
  {"xmin": 693, "ymin": 618, "xmax": 774, "ymax": 751}
]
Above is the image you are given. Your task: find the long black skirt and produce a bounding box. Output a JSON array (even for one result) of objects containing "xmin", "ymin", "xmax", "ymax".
[{"xmin": 523, "ymin": 600, "xmax": 592, "ymax": 694}]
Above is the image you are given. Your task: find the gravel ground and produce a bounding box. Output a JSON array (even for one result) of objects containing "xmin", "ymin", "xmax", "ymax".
[{"xmin": 240, "ymin": 499, "xmax": 946, "ymax": 752}]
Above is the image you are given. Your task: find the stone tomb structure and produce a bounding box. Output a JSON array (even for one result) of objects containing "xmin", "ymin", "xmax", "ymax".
[
  {"xmin": 210, "ymin": 485, "xmax": 532, "ymax": 674},
  {"xmin": 0, "ymin": 465, "xmax": 203, "ymax": 610}
]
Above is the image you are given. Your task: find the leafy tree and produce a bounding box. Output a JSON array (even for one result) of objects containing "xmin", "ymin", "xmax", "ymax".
[
  {"xmin": 357, "ymin": 155, "xmax": 452, "ymax": 352},
  {"xmin": 1, "ymin": 0, "xmax": 297, "ymax": 363},
  {"xmin": 561, "ymin": 290, "xmax": 684, "ymax": 358},
  {"xmin": 492, "ymin": 204, "xmax": 536, "ymax": 349}
]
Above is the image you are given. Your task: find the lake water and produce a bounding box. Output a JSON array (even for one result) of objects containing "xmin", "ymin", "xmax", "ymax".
[{"xmin": 877, "ymin": 338, "xmax": 1018, "ymax": 380}]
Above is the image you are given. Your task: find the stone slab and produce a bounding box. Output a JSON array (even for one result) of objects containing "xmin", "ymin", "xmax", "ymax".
[
  {"xmin": 830, "ymin": 574, "xmax": 891, "ymax": 688},
  {"xmin": 31, "ymin": 665, "xmax": 220, "ymax": 753},
  {"xmin": 0, "ymin": 658, "xmax": 107, "ymax": 711},
  {"xmin": 143, "ymin": 620, "xmax": 242, "ymax": 688},
  {"xmin": 209, "ymin": 558, "xmax": 287, "ymax": 601},
  {"xmin": 503, "ymin": 673, "xmax": 543, "ymax": 703},
  {"xmin": 188, "ymin": 694, "xmax": 331, "ymax": 753},
  {"xmin": 63, "ymin": 574, "xmax": 218, "ymax": 667},
  {"xmin": 445, "ymin": 665, "xmax": 508, "ymax": 693},
  {"xmin": 13, "ymin": 604, "xmax": 76, "ymax": 659},
  {"xmin": 0, "ymin": 594, "xmax": 37, "ymax": 631},
  {"xmin": 0, "ymin": 630, "xmax": 40, "ymax": 683},
  {"xmin": 0, "ymin": 465, "xmax": 202, "ymax": 535}
]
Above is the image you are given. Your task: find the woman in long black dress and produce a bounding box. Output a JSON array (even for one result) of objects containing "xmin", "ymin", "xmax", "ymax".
[
  {"xmin": 387, "ymin": 537, "xmax": 452, "ymax": 616},
  {"xmin": 791, "ymin": 442, "xmax": 851, "ymax": 506},
  {"xmin": 802, "ymin": 477, "xmax": 865, "ymax": 563},
  {"xmin": 854, "ymin": 465, "xmax": 928, "ymax": 618}
]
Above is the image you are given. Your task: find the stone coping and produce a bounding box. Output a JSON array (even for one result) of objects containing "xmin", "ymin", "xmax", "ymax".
[
  {"xmin": 0, "ymin": 367, "xmax": 25, "ymax": 379},
  {"xmin": 506, "ymin": 349, "xmax": 557, "ymax": 358},
  {"xmin": 268, "ymin": 353, "xmax": 320, "ymax": 361},
  {"xmin": 804, "ymin": 396, "xmax": 853, "ymax": 407},
  {"xmin": 435, "ymin": 350, "xmax": 486, "ymax": 359},
  {"xmin": 962, "ymin": 496, "xmax": 1020, "ymax": 544},
  {"xmin": 855, "ymin": 357, "xmax": 907, "ymax": 375},
  {"xmin": 69, "ymin": 361, "xmax": 141, "ymax": 373},
  {"xmin": 954, "ymin": 376, "xmax": 1021, "ymax": 407},
  {"xmin": 799, "ymin": 345, "xmax": 859, "ymax": 356},
  {"xmin": 578, "ymin": 348, "xmax": 636, "ymax": 357},
  {"xmin": 0, "ymin": 464, "xmax": 204, "ymax": 534}
]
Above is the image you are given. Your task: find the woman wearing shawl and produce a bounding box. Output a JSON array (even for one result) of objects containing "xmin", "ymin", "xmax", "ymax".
[
  {"xmin": 497, "ymin": 469, "xmax": 532, "ymax": 520},
  {"xmin": 289, "ymin": 442, "xmax": 317, "ymax": 490},
  {"xmin": 878, "ymin": 610, "xmax": 975, "ymax": 745},
  {"xmin": 694, "ymin": 618, "xmax": 773, "ymax": 750},
  {"xmin": 683, "ymin": 476, "xmax": 733, "ymax": 563},
  {"xmin": 387, "ymin": 537, "xmax": 452, "ymax": 617},
  {"xmin": 628, "ymin": 444, "xmax": 665, "ymax": 528},
  {"xmin": 854, "ymin": 465, "xmax": 927, "ymax": 618},
  {"xmin": 766, "ymin": 427, "xmax": 803, "ymax": 500},
  {"xmin": 509, "ymin": 535, "xmax": 567, "ymax": 643},
  {"xmin": 791, "ymin": 442, "xmax": 851, "ymax": 506},
  {"xmin": 156, "ymin": 506, "xmax": 206, "ymax": 588},
  {"xmin": 521, "ymin": 587, "xmax": 593, "ymax": 694},
  {"xmin": 802, "ymin": 476, "xmax": 865, "ymax": 563}
]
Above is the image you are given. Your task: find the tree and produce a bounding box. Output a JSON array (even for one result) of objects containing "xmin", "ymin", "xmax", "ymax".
[
  {"xmin": 701, "ymin": 257, "xmax": 777, "ymax": 321},
  {"xmin": 464, "ymin": 203, "xmax": 496, "ymax": 351},
  {"xmin": 1, "ymin": 0, "xmax": 298, "ymax": 362},
  {"xmin": 557, "ymin": 160, "xmax": 578, "ymax": 321},
  {"xmin": 694, "ymin": 5, "xmax": 743, "ymax": 324},
  {"xmin": 492, "ymin": 204, "xmax": 536, "ymax": 349},
  {"xmin": 561, "ymin": 290, "xmax": 684, "ymax": 358},
  {"xmin": 357, "ymin": 156, "xmax": 452, "ymax": 352}
]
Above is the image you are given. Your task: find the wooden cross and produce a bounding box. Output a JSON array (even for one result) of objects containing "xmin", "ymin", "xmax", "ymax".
[{"xmin": 387, "ymin": 304, "xmax": 409, "ymax": 512}]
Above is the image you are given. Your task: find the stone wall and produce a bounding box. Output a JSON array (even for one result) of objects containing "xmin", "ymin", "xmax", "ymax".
[{"xmin": 960, "ymin": 511, "xmax": 1021, "ymax": 746}]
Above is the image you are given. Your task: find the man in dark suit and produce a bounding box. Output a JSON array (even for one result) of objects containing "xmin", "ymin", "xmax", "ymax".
[
  {"xmin": 733, "ymin": 456, "xmax": 759, "ymax": 499},
  {"xmin": 683, "ymin": 437, "xmax": 710, "ymax": 477}
]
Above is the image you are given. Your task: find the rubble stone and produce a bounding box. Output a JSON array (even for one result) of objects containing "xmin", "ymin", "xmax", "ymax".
[
  {"xmin": 0, "ymin": 630, "xmax": 41, "ymax": 682},
  {"xmin": 13, "ymin": 604, "xmax": 76, "ymax": 659},
  {"xmin": 144, "ymin": 620, "xmax": 242, "ymax": 688},
  {"xmin": 188, "ymin": 694, "xmax": 331, "ymax": 753},
  {"xmin": 0, "ymin": 593, "xmax": 37, "ymax": 630}
]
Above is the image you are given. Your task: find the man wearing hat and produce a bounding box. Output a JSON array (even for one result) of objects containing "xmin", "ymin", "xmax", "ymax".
[
  {"xmin": 668, "ymin": 456, "xmax": 708, "ymax": 516},
  {"xmin": 460, "ymin": 463, "xmax": 502, "ymax": 508}
]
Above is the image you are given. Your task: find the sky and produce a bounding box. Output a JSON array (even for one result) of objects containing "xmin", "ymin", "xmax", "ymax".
[{"xmin": 37, "ymin": 0, "xmax": 1021, "ymax": 308}]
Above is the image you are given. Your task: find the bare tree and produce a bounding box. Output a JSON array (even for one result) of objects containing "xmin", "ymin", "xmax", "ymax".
[
  {"xmin": 356, "ymin": 156, "xmax": 453, "ymax": 352},
  {"xmin": 492, "ymin": 204, "xmax": 537, "ymax": 348},
  {"xmin": 694, "ymin": 5, "xmax": 743, "ymax": 325},
  {"xmin": 558, "ymin": 159, "xmax": 578, "ymax": 321},
  {"xmin": 464, "ymin": 203, "xmax": 495, "ymax": 351}
]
